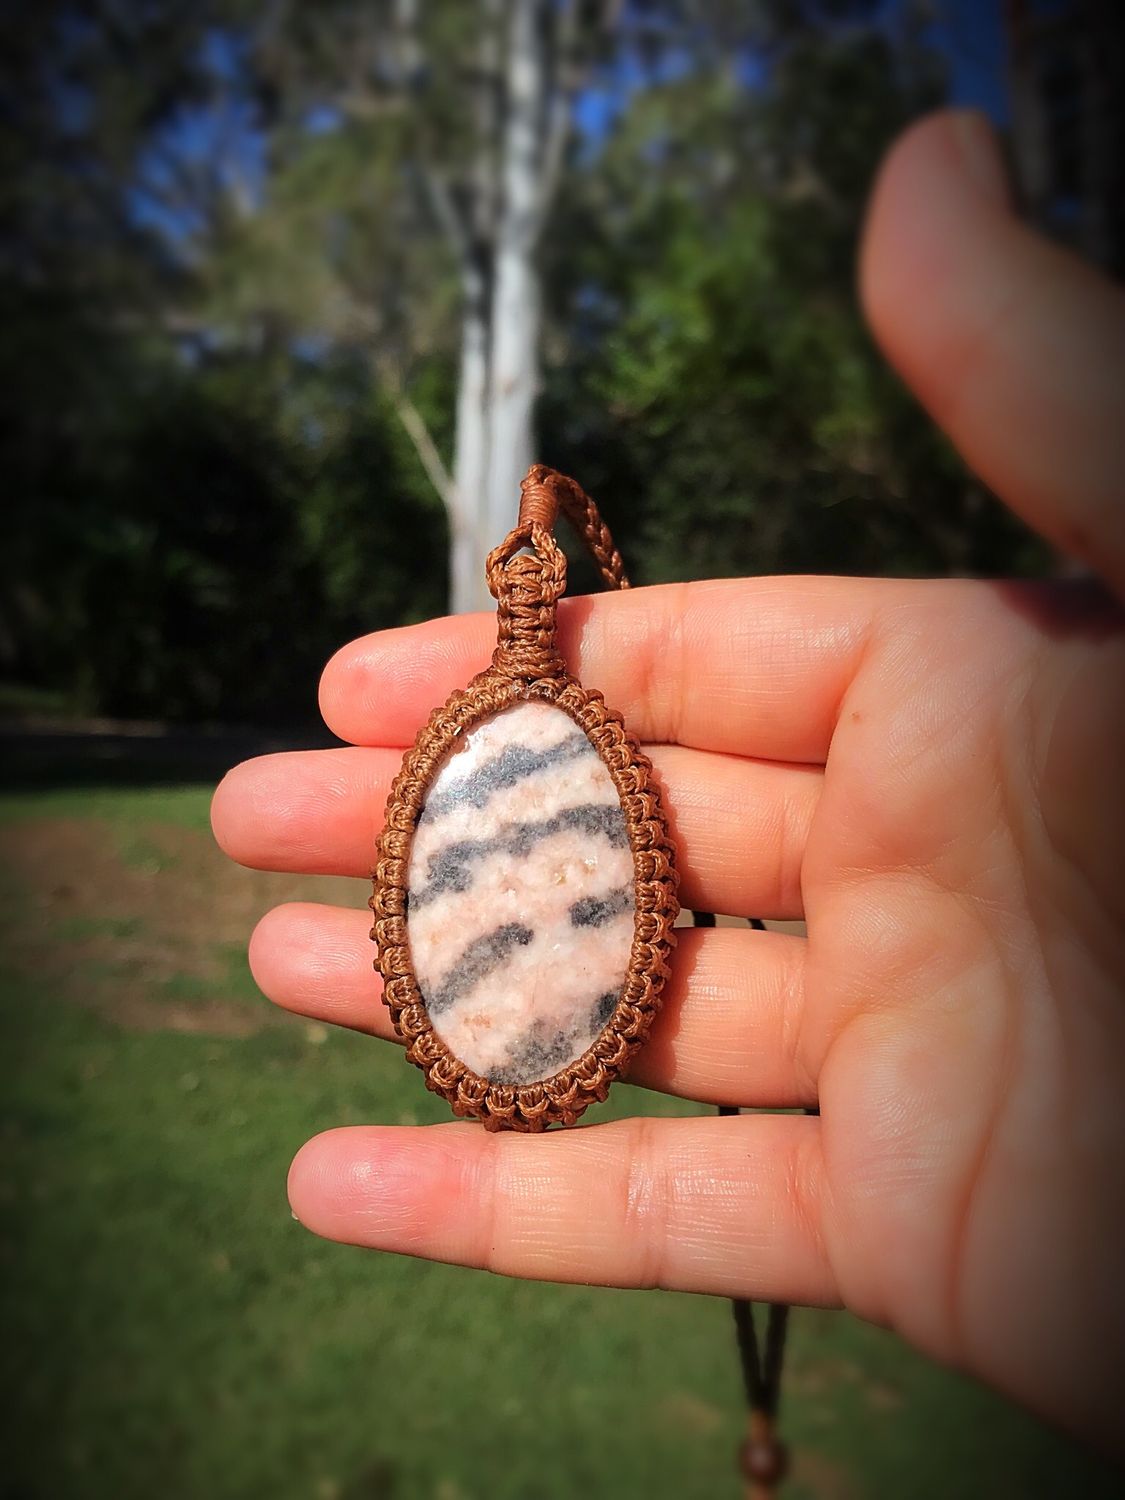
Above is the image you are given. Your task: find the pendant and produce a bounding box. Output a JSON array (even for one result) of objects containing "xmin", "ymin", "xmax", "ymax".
[{"xmin": 370, "ymin": 467, "xmax": 679, "ymax": 1130}]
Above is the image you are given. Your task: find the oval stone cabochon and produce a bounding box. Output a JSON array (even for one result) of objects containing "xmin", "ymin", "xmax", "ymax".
[{"xmin": 405, "ymin": 700, "xmax": 636, "ymax": 1085}]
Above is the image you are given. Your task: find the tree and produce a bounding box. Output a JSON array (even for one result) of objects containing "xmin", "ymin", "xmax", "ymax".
[
  {"xmin": 210, "ymin": 0, "xmax": 621, "ymax": 610},
  {"xmin": 1, "ymin": 2, "xmax": 447, "ymax": 719},
  {"xmin": 7, "ymin": 1, "xmax": 1047, "ymax": 724},
  {"xmin": 538, "ymin": 9, "xmax": 1049, "ymax": 585}
]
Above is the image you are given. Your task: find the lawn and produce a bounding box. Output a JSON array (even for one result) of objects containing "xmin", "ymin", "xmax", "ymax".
[{"xmin": 0, "ymin": 772, "xmax": 1117, "ymax": 1500}]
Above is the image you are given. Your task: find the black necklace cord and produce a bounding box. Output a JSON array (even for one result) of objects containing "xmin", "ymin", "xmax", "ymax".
[{"xmin": 694, "ymin": 911, "xmax": 791, "ymax": 1499}]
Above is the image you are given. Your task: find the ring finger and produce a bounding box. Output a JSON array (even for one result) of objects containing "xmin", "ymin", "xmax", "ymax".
[{"xmin": 250, "ymin": 904, "xmax": 812, "ymax": 1108}]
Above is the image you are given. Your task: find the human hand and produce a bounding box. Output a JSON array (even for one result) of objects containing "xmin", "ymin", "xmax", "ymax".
[{"xmin": 211, "ymin": 112, "xmax": 1125, "ymax": 1450}]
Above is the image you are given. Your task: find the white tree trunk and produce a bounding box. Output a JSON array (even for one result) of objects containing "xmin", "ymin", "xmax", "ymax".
[
  {"xmin": 486, "ymin": 245, "xmax": 539, "ymax": 550},
  {"xmin": 484, "ymin": 0, "xmax": 545, "ymax": 551},
  {"xmin": 450, "ymin": 268, "xmax": 492, "ymax": 613}
]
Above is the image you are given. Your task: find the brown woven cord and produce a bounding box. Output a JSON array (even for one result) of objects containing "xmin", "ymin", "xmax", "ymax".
[
  {"xmin": 515, "ymin": 462, "xmax": 629, "ymax": 591},
  {"xmin": 700, "ymin": 913, "xmax": 793, "ymax": 1497},
  {"xmin": 370, "ymin": 465, "xmax": 679, "ymax": 1131}
]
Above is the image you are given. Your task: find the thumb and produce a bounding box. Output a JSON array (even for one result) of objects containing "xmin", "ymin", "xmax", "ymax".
[{"xmin": 861, "ymin": 109, "xmax": 1125, "ymax": 598}]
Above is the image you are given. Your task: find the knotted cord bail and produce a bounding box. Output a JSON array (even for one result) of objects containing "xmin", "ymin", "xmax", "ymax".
[
  {"xmin": 486, "ymin": 465, "xmax": 627, "ymax": 680},
  {"xmin": 486, "ymin": 517, "xmax": 567, "ymax": 679}
]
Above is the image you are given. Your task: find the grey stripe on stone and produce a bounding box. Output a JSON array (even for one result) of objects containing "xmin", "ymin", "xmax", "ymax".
[
  {"xmin": 422, "ymin": 922, "xmax": 534, "ymax": 1016},
  {"xmin": 488, "ymin": 1025, "xmax": 575, "ymax": 1085},
  {"xmin": 485, "ymin": 988, "xmax": 623, "ymax": 1084},
  {"xmin": 420, "ymin": 733, "xmax": 594, "ymax": 821},
  {"xmin": 411, "ymin": 803, "xmax": 628, "ymax": 910},
  {"xmin": 569, "ymin": 884, "xmax": 635, "ymax": 929},
  {"xmin": 590, "ymin": 990, "xmax": 620, "ymax": 1030}
]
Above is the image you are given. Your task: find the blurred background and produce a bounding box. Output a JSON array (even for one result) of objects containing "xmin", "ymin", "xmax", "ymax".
[{"xmin": 2, "ymin": 2, "xmax": 1123, "ymax": 1497}]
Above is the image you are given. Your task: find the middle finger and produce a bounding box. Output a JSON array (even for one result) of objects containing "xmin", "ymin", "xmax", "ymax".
[{"xmin": 212, "ymin": 744, "xmax": 821, "ymax": 919}]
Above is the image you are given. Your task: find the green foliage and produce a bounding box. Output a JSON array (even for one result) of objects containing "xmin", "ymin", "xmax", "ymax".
[
  {"xmin": 3, "ymin": 2, "xmax": 451, "ymax": 721},
  {"xmin": 573, "ymin": 191, "xmax": 1041, "ymax": 582},
  {"xmin": 541, "ymin": 22, "xmax": 1048, "ymax": 584},
  {"xmin": 3, "ymin": 320, "xmax": 446, "ymax": 720}
]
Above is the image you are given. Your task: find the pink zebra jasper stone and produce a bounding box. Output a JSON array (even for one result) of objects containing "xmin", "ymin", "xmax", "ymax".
[{"xmin": 405, "ymin": 700, "xmax": 635, "ymax": 1085}]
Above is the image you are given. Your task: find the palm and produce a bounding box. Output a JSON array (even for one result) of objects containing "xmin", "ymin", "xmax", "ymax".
[
  {"xmin": 212, "ymin": 111, "xmax": 1125, "ymax": 1448},
  {"xmin": 799, "ymin": 583, "xmax": 1124, "ymax": 1437}
]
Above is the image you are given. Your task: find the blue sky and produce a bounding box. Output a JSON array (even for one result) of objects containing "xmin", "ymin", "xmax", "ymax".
[
  {"xmin": 935, "ymin": 0, "xmax": 1008, "ymax": 121},
  {"xmin": 575, "ymin": 1, "xmax": 1009, "ymax": 141},
  {"xmin": 129, "ymin": 1, "xmax": 1012, "ymax": 246}
]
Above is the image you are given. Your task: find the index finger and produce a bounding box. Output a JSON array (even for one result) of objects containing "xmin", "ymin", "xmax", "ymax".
[{"xmin": 320, "ymin": 575, "xmax": 904, "ymax": 762}]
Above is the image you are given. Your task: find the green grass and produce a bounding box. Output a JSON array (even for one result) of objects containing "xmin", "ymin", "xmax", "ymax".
[
  {"xmin": 0, "ymin": 784, "xmax": 215, "ymax": 832},
  {"xmin": 0, "ymin": 681, "xmax": 78, "ymax": 717},
  {"xmin": 0, "ymin": 784, "xmax": 1118, "ymax": 1500}
]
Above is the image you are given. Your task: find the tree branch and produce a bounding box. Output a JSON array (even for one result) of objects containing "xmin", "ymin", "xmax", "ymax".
[
  {"xmin": 376, "ymin": 356, "xmax": 458, "ymax": 519},
  {"xmin": 472, "ymin": 0, "xmax": 505, "ymax": 248},
  {"xmin": 532, "ymin": 0, "xmax": 613, "ymax": 236},
  {"xmin": 393, "ymin": 0, "xmax": 484, "ymax": 288},
  {"xmin": 418, "ymin": 164, "xmax": 476, "ymax": 276}
]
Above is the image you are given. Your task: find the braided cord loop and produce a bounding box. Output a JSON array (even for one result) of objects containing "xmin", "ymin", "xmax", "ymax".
[{"xmin": 487, "ymin": 466, "xmax": 628, "ymax": 679}]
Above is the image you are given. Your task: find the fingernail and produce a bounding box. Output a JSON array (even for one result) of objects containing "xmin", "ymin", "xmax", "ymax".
[{"xmin": 950, "ymin": 109, "xmax": 1011, "ymax": 208}]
